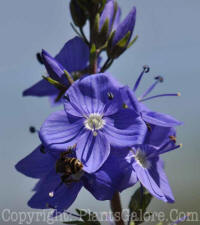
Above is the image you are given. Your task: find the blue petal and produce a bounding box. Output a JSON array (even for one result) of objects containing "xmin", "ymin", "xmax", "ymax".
[
  {"xmin": 119, "ymin": 86, "xmax": 141, "ymax": 113},
  {"xmin": 112, "ymin": 6, "xmax": 121, "ymax": 30},
  {"xmin": 28, "ymin": 169, "xmax": 83, "ymax": 214},
  {"xmin": 76, "ymin": 130, "xmax": 110, "ymax": 173},
  {"xmin": 23, "ymin": 79, "xmax": 58, "ymax": 97},
  {"xmin": 142, "ymin": 111, "xmax": 182, "ymax": 127},
  {"xmin": 145, "ymin": 126, "xmax": 176, "ymax": 148},
  {"xmin": 64, "ymin": 73, "xmax": 121, "ymax": 116},
  {"xmin": 104, "ymin": 109, "xmax": 147, "ymax": 148},
  {"xmin": 40, "ymin": 110, "xmax": 85, "ymax": 151},
  {"xmin": 55, "ymin": 37, "xmax": 89, "ymax": 73},
  {"xmin": 112, "ymin": 7, "xmax": 136, "ymax": 46},
  {"xmin": 133, "ymin": 158, "xmax": 174, "ymax": 203},
  {"xmin": 83, "ymin": 149, "xmax": 135, "ymax": 199},
  {"xmin": 15, "ymin": 145, "xmax": 55, "ymax": 178}
]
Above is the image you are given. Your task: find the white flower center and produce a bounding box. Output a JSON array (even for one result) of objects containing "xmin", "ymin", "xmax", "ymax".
[
  {"xmin": 135, "ymin": 149, "xmax": 151, "ymax": 169},
  {"xmin": 84, "ymin": 113, "xmax": 105, "ymax": 136}
]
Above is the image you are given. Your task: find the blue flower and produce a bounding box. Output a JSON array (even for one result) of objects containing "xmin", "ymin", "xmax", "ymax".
[
  {"xmin": 39, "ymin": 73, "xmax": 147, "ymax": 173},
  {"xmin": 23, "ymin": 36, "xmax": 89, "ymax": 104},
  {"xmin": 126, "ymin": 141, "xmax": 182, "ymax": 203},
  {"xmin": 15, "ymin": 145, "xmax": 136, "ymax": 216}
]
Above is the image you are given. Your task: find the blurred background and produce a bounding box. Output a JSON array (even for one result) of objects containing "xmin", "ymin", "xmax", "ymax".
[{"xmin": 0, "ymin": 0, "xmax": 199, "ymax": 224}]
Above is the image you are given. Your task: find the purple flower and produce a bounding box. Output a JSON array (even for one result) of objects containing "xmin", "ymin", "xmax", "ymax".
[
  {"xmin": 126, "ymin": 141, "xmax": 182, "ymax": 203},
  {"xmin": 15, "ymin": 145, "xmax": 136, "ymax": 215},
  {"xmin": 39, "ymin": 74, "xmax": 147, "ymax": 173},
  {"xmin": 23, "ymin": 36, "xmax": 89, "ymax": 104},
  {"xmin": 120, "ymin": 65, "xmax": 182, "ymax": 130}
]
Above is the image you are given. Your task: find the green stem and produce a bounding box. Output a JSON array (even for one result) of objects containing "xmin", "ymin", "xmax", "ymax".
[{"xmin": 110, "ymin": 192, "xmax": 125, "ymax": 225}]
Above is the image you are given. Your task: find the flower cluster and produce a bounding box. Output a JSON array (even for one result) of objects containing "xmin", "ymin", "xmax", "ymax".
[{"xmin": 16, "ymin": 0, "xmax": 182, "ymax": 221}]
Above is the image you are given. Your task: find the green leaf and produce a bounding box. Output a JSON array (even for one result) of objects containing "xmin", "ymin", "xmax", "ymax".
[
  {"xmin": 128, "ymin": 186, "xmax": 153, "ymax": 225},
  {"xmin": 155, "ymin": 223, "xmax": 163, "ymax": 225}
]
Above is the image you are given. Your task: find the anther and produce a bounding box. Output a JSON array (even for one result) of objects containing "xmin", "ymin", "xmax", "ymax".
[
  {"xmin": 29, "ymin": 126, "xmax": 36, "ymax": 133},
  {"xmin": 155, "ymin": 75, "xmax": 164, "ymax": 83},
  {"xmin": 143, "ymin": 65, "xmax": 150, "ymax": 73},
  {"xmin": 40, "ymin": 145, "xmax": 46, "ymax": 154},
  {"xmin": 169, "ymin": 136, "xmax": 176, "ymax": 143},
  {"xmin": 145, "ymin": 122, "xmax": 152, "ymax": 132},
  {"xmin": 36, "ymin": 52, "xmax": 43, "ymax": 64},
  {"xmin": 107, "ymin": 92, "xmax": 114, "ymax": 100},
  {"xmin": 49, "ymin": 192, "xmax": 54, "ymax": 198},
  {"xmin": 63, "ymin": 94, "xmax": 70, "ymax": 101},
  {"xmin": 123, "ymin": 103, "xmax": 128, "ymax": 109}
]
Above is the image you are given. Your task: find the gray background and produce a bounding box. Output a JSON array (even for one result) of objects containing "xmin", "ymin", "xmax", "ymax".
[{"xmin": 0, "ymin": 0, "xmax": 199, "ymax": 224}]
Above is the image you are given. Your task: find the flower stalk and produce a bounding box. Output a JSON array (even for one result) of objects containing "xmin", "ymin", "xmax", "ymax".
[{"xmin": 110, "ymin": 192, "xmax": 125, "ymax": 225}]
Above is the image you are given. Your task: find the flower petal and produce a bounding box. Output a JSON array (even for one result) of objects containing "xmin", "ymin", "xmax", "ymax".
[
  {"xmin": 104, "ymin": 109, "xmax": 147, "ymax": 148},
  {"xmin": 145, "ymin": 125, "xmax": 176, "ymax": 148},
  {"xmin": 133, "ymin": 158, "xmax": 174, "ymax": 203},
  {"xmin": 83, "ymin": 149, "xmax": 135, "ymax": 199},
  {"xmin": 76, "ymin": 130, "xmax": 110, "ymax": 173},
  {"xmin": 64, "ymin": 73, "xmax": 121, "ymax": 116},
  {"xmin": 28, "ymin": 169, "xmax": 83, "ymax": 214},
  {"xmin": 142, "ymin": 111, "xmax": 182, "ymax": 127},
  {"xmin": 15, "ymin": 145, "xmax": 55, "ymax": 178},
  {"xmin": 23, "ymin": 79, "xmax": 58, "ymax": 97},
  {"xmin": 119, "ymin": 86, "xmax": 141, "ymax": 113},
  {"xmin": 55, "ymin": 37, "xmax": 89, "ymax": 73},
  {"xmin": 40, "ymin": 110, "xmax": 84, "ymax": 150}
]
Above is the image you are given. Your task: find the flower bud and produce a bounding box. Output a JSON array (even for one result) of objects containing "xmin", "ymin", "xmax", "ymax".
[
  {"xmin": 70, "ymin": 0, "xmax": 87, "ymax": 27},
  {"xmin": 107, "ymin": 6, "xmax": 136, "ymax": 59}
]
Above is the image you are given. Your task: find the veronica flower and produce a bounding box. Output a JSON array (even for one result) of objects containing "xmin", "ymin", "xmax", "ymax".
[
  {"xmin": 39, "ymin": 73, "xmax": 147, "ymax": 173},
  {"xmin": 126, "ymin": 140, "xmax": 182, "ymax": 203},
  {"xmin": 23, "ymin": 36, "xmax": 89, "ymax": 104},
  {"xmin": 120, "ymin": 65, "xmax": 182, "ymax": 129},
  {"xmin": 15, "ymin": 145, "xmax": 136, "ymax": 216}
]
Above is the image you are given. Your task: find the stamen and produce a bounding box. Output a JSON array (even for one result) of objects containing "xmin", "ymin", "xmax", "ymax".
[
  {"xmin": 133, "ymin": 65, "xmax": 150, "ymax": 92},
  {"xmin": 169, "ymin": 136, "xmax": 176, "ymax": 143},
  {"xmin": 123, "ymin": 103, "xmax": 128, "ymax": 109},
  {"xmin": 139, "ymin": 93, "xmax": 180, "ymax": 102},
  {"xmin": 139, "ymin": 75, "xmax": 164, "ymax": 100},
  {"xmin": 145, "ymin": 122, "xmax": 152, "ymax": 132},
  {"xmin": 40, "ymin": 145, "xmax": 46, "ymax": 154},
  {"xmin": 159, "ymin": 143, "xmax": 182, "ymax": 155},
  {"xmin": 107, "ymin": 92, "xmax": 114, "ymax": 100},
  {"xmin": 36, "ymin": 52, "xmax": 43, "ymax": 64},
  {"xmin": 63, "ymin": 94, "xmax": 70, "ymax": 101},
  {"xmin": 49, "ymin": 181, "xmax": 63, "ymax": 198},
  {"xmin": 84, "ymin": 113, "xmax": 105, "ymax": 133},
  {"xmin": 29, "ymin": 126, "xmax": 36, "ymax": 133},
  {"xmin": 135, "ymin": 149, "xmax": 151, "ymax": 169}
]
